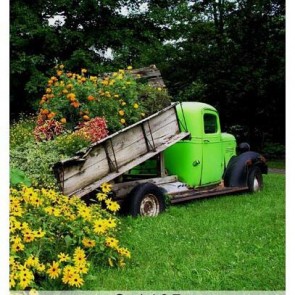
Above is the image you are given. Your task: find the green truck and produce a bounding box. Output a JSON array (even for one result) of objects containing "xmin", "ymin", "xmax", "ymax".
[{"xmin": 54, "ymin": 101, "xmax": 268, "ymax": 217}]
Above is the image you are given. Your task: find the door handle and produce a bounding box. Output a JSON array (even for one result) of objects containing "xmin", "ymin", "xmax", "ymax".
[
  {"xmin": 204, "ymin": 139, "xmax": 210, "ymax": 143},
  {"xmin": 193, "ymin": 160, "xmax": 200, "ymax": 166}
]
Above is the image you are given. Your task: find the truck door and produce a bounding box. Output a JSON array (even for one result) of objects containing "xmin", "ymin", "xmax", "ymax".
[{"xmin": 201, "ymin": 110, "xmax": 224, "ymax": 185}]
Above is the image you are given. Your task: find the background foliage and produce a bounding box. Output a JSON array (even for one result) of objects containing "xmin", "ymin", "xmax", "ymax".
[{"xmin": 10, "ymin": 0, "xmax": 285, "ymax": 152}]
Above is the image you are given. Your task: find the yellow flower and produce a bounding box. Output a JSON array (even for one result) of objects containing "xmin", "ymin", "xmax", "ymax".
[
  {"xmin": 68, "ymin": 272, "xmax": 84, "ymax": 287},
  {"xmin": 34, "ymin": 228, "xmax": 46, "ymax": 238},
  {"xmin": 93, "ymin": 219, "xmax": 108, "ymax": 234},
  {"xmin": 106, "ymin": 217, "xmax": 117, "ymax": 228},
  {"xmin": 58, "ymin": 252, "xmax": 70, "ymax": 262},
  {"xmin": 23, "ymin": 232, "xmax": 35, "ymax": 243},
  {"xmin": 25, "ymin": 255, "xmax": 40, "ymax": 268},
  {"xmin": 78, "ymin": 205, "xmax": 91, "ymax": 220},
  {"xmin": 101, "ymin": 182, "xmax": 112, "ymax": 193},
  {"xmin": 9, "ymin": 274, "xmax": 16, "ymax": 288},
  {"xmin": 96, "ymin": 192, "xmax": 107, "ymax": 201},
  {"xmin": 18, "ymin": 275, "xmax": 31, "ymax": 289},
  {"xmin": 82, "ymin": 237, "xmax": 96, "ymax": 248},
  {"xmin": 105, "ymin": 237, "xmax": 119, "ymax": 249},
  {"xmin": 29, "ymin": 195, "xmax": 43, "ymax": 207},
  {"xmin": 47, "ymin": 261, "xmax": 61, "ymax": 279},
  {"xmin": 62, "ymin": 265, "xmax": 75, "ymax": 284},
  {"xmin": 118, "ymin": 110, "xmax": 125, "ymax": 116},
  {"xmin": 36, "ymin": 263, "xmax": 46, "ymax": 272},
  {"xmin": 133, "ymin": 103, "xmax": 139, "ymax": 109},
  {"xmin": 127, "ymin": 65, "xmax": 133, "ymax": 70},
  {"xmin": 106, "ymin": 201, "xmax": 120, "ymax": 212},
  {"xmin": 67, "ymin": 92, "xmax": 76, "ymax": 101},
  {"xmin": 73, "ymin": 247, "xmax": 86, "ymax": 266},
  {"xmin": 117, "ymin": 247, "xmax": 131, "ymax": 258},
  {"xmin": 75, "ymin": 263, "xmax": 89, "ymax": 274}
]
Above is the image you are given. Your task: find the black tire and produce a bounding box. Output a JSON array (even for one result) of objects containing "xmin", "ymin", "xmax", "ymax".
[
  {"xmin": 127, "ymin": 183, "xmax": 166, "ymax": 217},
  {"xmin": 248, "ymin": 166, "xmax": 263, "ymax": 192}
]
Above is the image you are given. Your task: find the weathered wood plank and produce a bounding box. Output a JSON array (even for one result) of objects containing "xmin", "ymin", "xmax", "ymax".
[{"xmin": 68, "ymin": 132, "xmax": 190, "ymax": 197}]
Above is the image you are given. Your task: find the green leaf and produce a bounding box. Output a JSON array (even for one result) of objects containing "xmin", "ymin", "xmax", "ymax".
[{"xmin": 10, "ymin": 167, "xmax": 31, "ymax": 187}]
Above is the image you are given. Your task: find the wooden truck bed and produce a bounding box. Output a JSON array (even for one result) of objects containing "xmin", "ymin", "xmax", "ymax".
[{"xmin": 53, "ymin": 102, "xmax": 189, "ymax": 197}]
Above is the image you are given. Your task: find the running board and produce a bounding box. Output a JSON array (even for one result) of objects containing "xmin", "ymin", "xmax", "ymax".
[{"xmin": 170, "ymin": 187, "xmax": 248, "ymax": 204}]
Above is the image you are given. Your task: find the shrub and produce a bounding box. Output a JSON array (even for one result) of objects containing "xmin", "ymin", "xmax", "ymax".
[
  {"xmin": 10, "ymin": 114, "xmax": 36, "ymax": 149},
  {"xmin": 9, "ymin": 184, "xmax": 130, "ymax": 291},
  {"xmin": 10, "ymin": 132, "xmax": 92, "ymax": 189},
  {"xmin": 262, "ymin": 142, "xmax": 285, "ymax": 159},
  {"xmin": 36, "ymin": 65, "xmax": 147, "ymax": 133}
]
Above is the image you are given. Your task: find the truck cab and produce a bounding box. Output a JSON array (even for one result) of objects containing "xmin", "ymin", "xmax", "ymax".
[{"xmin": 164, "ymin": 102, "xmax": 236, "ymax": 188}]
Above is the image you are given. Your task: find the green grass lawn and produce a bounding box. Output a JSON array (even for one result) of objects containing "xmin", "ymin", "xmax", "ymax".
[{"xmin": 85, "ymin": 173, "xmax": 285, "ymax": 291}]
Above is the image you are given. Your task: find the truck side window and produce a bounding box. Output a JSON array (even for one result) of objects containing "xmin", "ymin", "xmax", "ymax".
[{"xmin": 204, "ymin": 113, "xmax": 218, "ymax": 134}]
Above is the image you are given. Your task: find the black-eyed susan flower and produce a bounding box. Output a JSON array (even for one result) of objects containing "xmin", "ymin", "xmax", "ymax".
[
  {"xmin": 93, "ymin": 219, "xmax": 108, "ymax": 234},
  {"xmin": 101, "ymin": 182, "xmax": 112, "ymax": 193},
  {"xmin": 58, "ymin": 252, "xmax": 70, "ymax": 262},
  {"xmin": 46, "ymin": 261, "xmax": 61, "ymax": 279},
  {"xmin": 82, "ymin": 237, "xmax": 96, "ymax": 248},
  {"xmin": 106, "ymin": 200, "xmax": 120, "ymax": 212},
  {"xmin": 68, "ymin": 272, "xmax": 84, "ymax": 287},
  {"xmin": 105, "ymin": 237, "xmax": 119, "ymax": 249}
]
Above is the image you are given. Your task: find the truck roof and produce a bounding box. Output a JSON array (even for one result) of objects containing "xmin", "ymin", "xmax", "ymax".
[{"xmin": 179, "ymin": 101, "xmax": 217, "ymax": 113}]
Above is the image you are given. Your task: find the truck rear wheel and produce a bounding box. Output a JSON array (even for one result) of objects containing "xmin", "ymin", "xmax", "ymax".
[
  {"xmin": 248, "ymin": 166, "xmax": 263, "ymax": 192},
  {"xmin": 127, "ymin": 183, "xmax": 166, "ymax": 217}
]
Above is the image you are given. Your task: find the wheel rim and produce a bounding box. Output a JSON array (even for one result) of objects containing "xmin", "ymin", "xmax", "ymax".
[
  {"xmin": 253, "ymin": 177, "xmax": 260, "ymax": 192},
  {"xmin": 140, "ymin": 194, "xmax": 160, "ymax": 216}
]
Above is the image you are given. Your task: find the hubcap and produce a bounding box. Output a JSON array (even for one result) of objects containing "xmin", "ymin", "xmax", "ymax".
[
  {"xmin": 253, "ymin": 177, "xmax": 260, "ymax": 192},
  {"xmin": 140, "ymin": 194, "xmax": 160, "ymax": 216}
]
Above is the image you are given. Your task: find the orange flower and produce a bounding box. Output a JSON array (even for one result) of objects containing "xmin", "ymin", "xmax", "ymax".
[
  {"xmin": 41, "ymin": 109, "xmax": 49, "ymax": 115},
  {"xmin": 46, "ymin": 88, "xmax": 52, "ymax": 94},
  {"xmin": 87, "ymin": 95, "xmax": 95, "ymax": 101},
  {"xmin": 83, "ymin": 115, "xmax": 90, "ymax": 121},
  {"xmin": 47, "ymin": 112, "xmax": 56, "ymax": 119},
  {"xmin": 60, "ymin": 118, "xmax": 67, "ymax": 124},
  {"xmin": 71, "ymin": 101, "xmax": 80, "ymax": 108}
]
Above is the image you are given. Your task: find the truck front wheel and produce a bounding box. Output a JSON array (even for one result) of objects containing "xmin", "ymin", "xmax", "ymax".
[
  {"xmin": 127, "ymin": 183, "xmax": 166, "ymax": 217},
  {"xmin": 248, "ymin": 166, "xmax": 263, "ymax": 192}
]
